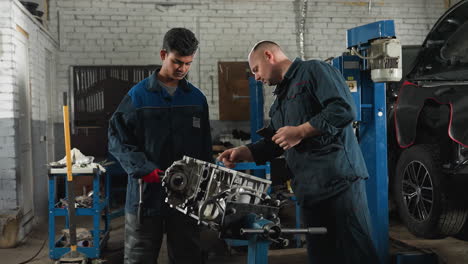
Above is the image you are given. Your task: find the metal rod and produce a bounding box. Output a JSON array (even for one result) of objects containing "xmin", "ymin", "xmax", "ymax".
[
  {"xmin": 241, "ymin": 227, "xmax": 327, "ymax": 235},
  {"xmin": 281, "ymin": 227, "xmax": 327, "ymax": 235},
  {"xmin": 298, "ymin": 0, "xmax": 308, "ymax": 60},
  {"xmin": 240, "ymin": 228, "xmax": 268, "ymax": 235}
]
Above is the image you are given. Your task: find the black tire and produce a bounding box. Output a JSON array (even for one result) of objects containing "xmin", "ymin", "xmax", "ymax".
[{"xmin": 393, "ymin": 144, "xmax": 468, "ymax": 238}]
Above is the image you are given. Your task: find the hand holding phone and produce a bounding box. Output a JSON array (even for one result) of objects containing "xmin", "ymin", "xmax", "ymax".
[{"xmin": 256, "ymin": 126, "xmax": 276, "ymax": 140}]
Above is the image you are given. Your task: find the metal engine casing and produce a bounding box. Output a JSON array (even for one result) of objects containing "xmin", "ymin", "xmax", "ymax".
[{"xmin": 162, "ymin": 156, "xmax": 279, "ymax": 238}]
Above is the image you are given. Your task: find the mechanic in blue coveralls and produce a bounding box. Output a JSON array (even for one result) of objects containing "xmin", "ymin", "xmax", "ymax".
[
  {"xmin": 218, "ymin": 41, "xmax": 380, "ymax": 264},
  {"xmin": 108, "ymin": 28, "xmax": 212, "ymax": 264}
]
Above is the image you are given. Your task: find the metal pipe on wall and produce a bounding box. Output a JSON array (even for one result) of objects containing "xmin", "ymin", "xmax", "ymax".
[{"xmin": 298, "ymin": 0, "xmax": 308, "ymax": 60}]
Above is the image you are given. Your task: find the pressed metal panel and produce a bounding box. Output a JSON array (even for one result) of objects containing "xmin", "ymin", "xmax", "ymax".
[{"xmin": 218, "ymin": 62, "xmax": 252, "ymax": 121}]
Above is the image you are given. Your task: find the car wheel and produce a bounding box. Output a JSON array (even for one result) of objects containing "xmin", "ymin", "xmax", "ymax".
[{"xmin": 394, "ymin": 144, "xmax": 467, "ymax": 238}]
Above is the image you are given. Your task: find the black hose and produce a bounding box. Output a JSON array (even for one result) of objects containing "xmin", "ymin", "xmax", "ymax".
[{"xmin": 17, "ymin": 238, "xmax": 47, "ymax": 264}]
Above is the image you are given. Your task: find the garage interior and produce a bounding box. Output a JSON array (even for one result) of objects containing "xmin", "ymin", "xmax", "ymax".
[{"xmin": 1, "ymin": 0, "xmax": 468, "ymax": 263}]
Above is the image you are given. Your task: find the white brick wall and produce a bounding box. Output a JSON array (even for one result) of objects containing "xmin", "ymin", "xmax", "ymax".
[
  {"xmin": 12, "ymin": 2, "xmax": 58, "ymax": 127},
  {"xmin": 47, "ymin": 0, "xmax": 452, "ymax": 120},
  {"xmin": 303, "ymin": 0, "xmax": 447, "ymax": 60},
  {"xmin": 0, "ymin": 0, "xmax": 58, "ymax": 218},
  {"xmin": 47, "ymin": 0, "xmax": 298, "ymax": 120},
  {"xmin": 0, "ymin": 0, "xmax": 17, "ymax": 211}
]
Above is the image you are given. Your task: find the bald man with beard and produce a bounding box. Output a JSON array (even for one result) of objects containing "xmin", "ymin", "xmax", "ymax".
[{"xmin": 218, "ymin": 41, "xmax": 380, "ymax": 264}]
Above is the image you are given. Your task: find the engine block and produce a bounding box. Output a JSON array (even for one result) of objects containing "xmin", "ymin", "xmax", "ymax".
[{"xmin": 162, "ymin": 156, "xmax": 279, "ymax": 236}]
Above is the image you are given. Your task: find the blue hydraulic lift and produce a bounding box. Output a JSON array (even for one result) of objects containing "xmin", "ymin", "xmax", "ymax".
[
  {"xmin": 247, "ymin": 20, "xmax": 392, "ymax": 264},
  {"xmin": 331, "ymin": 20, "xmax": 392, "ymax": 263}
]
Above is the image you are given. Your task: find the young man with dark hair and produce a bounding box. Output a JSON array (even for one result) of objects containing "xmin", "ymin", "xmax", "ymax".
[
  {"xmin": 109, "ymin": 28, "xmax": 211, "ymax": 264},
  {"xmin": 218, "ymin": 41, "xmax": 380, "ymax": 264}
]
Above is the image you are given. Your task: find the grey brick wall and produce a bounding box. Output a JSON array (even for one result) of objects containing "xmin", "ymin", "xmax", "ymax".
[
  {"xmin": 0, "ymin": 0, "xmax": 17, "ymax": 211},
  {"xmin": 0, "ymin": 1, "xmax": 58, "ymax": 223},
  {"xmin": 302, "ymin": 0, "xmax": 447, "ymax": 60},
  {"xmin": 47, "ymin": 0, "xmax": 451, "ymax": 121}
]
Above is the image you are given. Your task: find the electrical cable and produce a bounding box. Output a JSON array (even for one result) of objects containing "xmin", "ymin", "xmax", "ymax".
[
  {"xmin": 351, "ymin": 47, "xmax": 380, "ymax": 60},
  {"xmin": 17, "ymin": 238, "xmax": 47, "ymax": 264}
]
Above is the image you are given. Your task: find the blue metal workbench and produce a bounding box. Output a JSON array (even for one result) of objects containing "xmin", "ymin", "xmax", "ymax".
[{"xmin": 48, "ymin": 166, "xmax": 110, "ymax": 260}]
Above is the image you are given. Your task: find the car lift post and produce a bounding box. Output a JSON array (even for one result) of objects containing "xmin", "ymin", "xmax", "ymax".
[{"xmin": 332, "ymin": 21, "xmax": 394, "ymax": 263}]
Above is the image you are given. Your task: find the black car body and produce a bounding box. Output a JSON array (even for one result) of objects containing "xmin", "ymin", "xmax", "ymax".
[{"xmin": 388, "ymin": 0, "xmax": 468, "ymax": 238}]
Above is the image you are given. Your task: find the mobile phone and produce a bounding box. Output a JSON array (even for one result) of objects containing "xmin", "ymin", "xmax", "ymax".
[{"xmin": 256, "ymin": 126, "xmax": 276, "ymax": 140}]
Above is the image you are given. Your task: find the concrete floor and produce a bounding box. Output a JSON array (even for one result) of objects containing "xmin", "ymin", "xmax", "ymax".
[
  {"xmin": 2, "ymin": 216, "xmax": 468, "ymax": 264},
  {"xmin": 389, "ymin": 220, "xmax": 468, "ymax": 264},
  {"xmin": 0, "ymin": 215, "xmax": 308, "ymax": 264}
]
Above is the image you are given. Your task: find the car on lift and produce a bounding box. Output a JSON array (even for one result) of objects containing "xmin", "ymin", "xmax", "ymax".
[{"xmin": 387, "ymin": 0, "xmax": 468, "ymax": 239}]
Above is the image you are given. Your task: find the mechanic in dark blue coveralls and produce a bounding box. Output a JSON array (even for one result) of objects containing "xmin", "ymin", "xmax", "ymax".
[
  {"xmin": 108, "ymin": 28, "xmax": 212, "ymax": 264},
  {"xmin": 218, "ymin": 41, "xmax": 380, "ymax": 264}
]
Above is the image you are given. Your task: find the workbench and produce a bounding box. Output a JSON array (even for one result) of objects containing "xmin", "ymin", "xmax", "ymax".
[{"xmin": 48, "ymin": 165, "xmax": 110, "ymax": 260}]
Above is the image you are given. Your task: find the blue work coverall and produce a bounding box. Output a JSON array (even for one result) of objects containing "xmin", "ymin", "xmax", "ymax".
[
  {"xmin": 108, "ymin": 70, "xmax": 212, "ymax": 264},
  {"xmin": 247, "ymin": 58, "xmax": 380, "ymax": 264}
]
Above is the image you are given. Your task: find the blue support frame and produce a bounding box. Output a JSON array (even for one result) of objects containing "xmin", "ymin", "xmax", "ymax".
[
  {"xmin": 48, "ymin": 169, "xmax": 110, "ymax": 260},
  {"xmin": 229, "ymin": 162, "xmax": 270, "ymax": 174},
  {"xmin": 331, "ymin": 20, "xmax": 393, "ymax": 264},
  {"xmin": 244, "ymin": 215, "xmax": 274, "ymax": 264},
  {"xmin": 348, "ymin": 22, "xmax": 392, "ymax": 264},
  {"xmin": 249, "ymin": 76, "xmax": 264, "ymax": 144},
  {"xmin": 247, "ymin": 235, "xmax": 271, "ymax": 264},
  {"xmin": 359, "ymin": 81, "xmax": 389, "ymax": 264},
  {"xmin": 220, "ymin": 160, "xmax": 272, "ymax": 258},
  {"xmin": 332, "ymin": 61, "xmax": 389, "ymax": 264},
  {"xmin": 347, "ymin": 20, "xmax": 396, "ymax": 48},
  {"xmin": 249, "ymin": 76, "xmax": 267, "ymax": 179}
]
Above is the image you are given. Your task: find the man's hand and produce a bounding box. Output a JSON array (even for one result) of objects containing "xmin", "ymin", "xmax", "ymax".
[
  {"xmin": 217, "ymin": 146, "xmax": 254, "ymax": 168},
  {"xmin": 272, "ymin": 122, "xmax": 319, "ymax": 150}
]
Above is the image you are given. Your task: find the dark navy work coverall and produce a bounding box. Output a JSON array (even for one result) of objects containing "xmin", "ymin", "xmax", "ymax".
[
  {"xmin": 108, "ymin": 70, "xmax": 212, "ymax": 264},
  {"xmin": 247, "ymin": 58, "xmax": 380, "ymax": 264}
]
